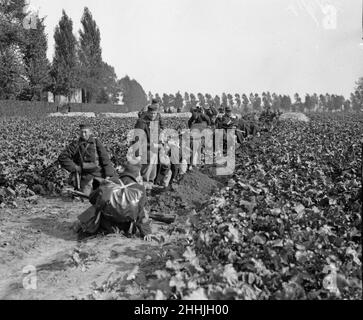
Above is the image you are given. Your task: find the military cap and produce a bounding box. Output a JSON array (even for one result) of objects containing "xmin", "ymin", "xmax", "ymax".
[
  {"xmin": 225, "ymin": 106, "xmax": 232, "ymax": 112},
  {"xmin": 148, "ymin": 104, "xmax": 159, "ymax": 111},
  {"xmin": 151, "ymin": 98, "xmax": 160, "ymax": 105}
]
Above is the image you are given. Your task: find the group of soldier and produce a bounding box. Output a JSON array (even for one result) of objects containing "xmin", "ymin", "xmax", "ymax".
[{"xmin": 58, "ymin": 98, "xmax": 260, "ymax": 240}]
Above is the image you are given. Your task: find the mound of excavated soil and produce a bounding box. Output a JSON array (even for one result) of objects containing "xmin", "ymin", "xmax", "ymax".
[{"xmin": 148, "ymin": 170, "xmax": 221, "ymax": 214}]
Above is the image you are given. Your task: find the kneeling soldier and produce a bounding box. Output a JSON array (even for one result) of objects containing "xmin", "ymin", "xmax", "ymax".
[
  {"xmin": 75, "ymin": 161, "xmax": 153, "ymax": 241},
  {"xmin": 58, "ymin": 123, "xmax": 117, "ymax": 196}
]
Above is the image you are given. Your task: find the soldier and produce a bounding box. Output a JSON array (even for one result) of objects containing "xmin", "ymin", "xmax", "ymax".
[
  {"xmin": 187, "ymin": 105, "xmax": 211, "ymax": 170},
  {"xmin": 253, "ymin": 93, "xmax": 262, "ymax": 111},
  {"xmin": 134, "ymin": 103, "xmax": 166, "ymax": 189},
  {"xmin": 216, "ymin": 105, "xmax": 245, "ymax": 147},
  {"xmin": 188, "ymin": 105, "xmax": 211, "ymax": 129},
  {"xmin": 138, "ymin": 99, "xmax": 162, "ymax": 120},
  {"xmin": 203, "ymin": 104, "xmax": 218, "ymax": 127},
  {"xmin": 59, "ymin": 123, "xmax": 117, "ymax": 196},
  {"xmin": 216, "ymin": 106, "xmax": 238, "ymax": 130},
  {"xmin": 216, "ymin": 106, "xmax": 225, "ymax": 122},
  {"xmin": 75, "ymin": 161, "xmax": 154, "ymax": 241}
]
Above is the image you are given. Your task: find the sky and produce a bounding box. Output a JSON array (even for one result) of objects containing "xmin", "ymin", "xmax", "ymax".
[{"xmin": 27, "ymin": 0, "xmax": 363, "ymax": 97}]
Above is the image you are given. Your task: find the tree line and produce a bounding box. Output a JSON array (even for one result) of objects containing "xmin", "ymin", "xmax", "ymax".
[
  {"xmin": 0, "ymin": 0, "xmax": 147, "ymax": 111},
  {"xmin": 1, "ymin": 1, "xmax": 361, "ymax": 114},
  {"xmin": 149, "ymin": 87, "xmax": 363, "ymax": 114}
]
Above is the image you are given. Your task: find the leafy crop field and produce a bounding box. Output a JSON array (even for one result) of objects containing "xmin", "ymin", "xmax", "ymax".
[
  {"xmin": 0, "ymin": 116, "xmax": 189, "ymax": 200},
  {"xmin": 0, "ymin": 112, "xmax": 362, "ymax": 300},
  {"xmin": 152, "ymin": 113, "xmax": 362, "ymax": 300}
]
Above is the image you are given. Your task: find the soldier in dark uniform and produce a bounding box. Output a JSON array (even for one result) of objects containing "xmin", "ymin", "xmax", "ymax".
[
  {"xmin": 134, "ymin": 103, "xmax": 166, "ymax": 188},
  {"xmin": 58, "ymin": 123, "xmax": 117, "ymax": 196},
  {"xmin": 75, "ymin": 161, "xmax": 153, "ymax": 241},
  {"xmin": 216, "ymin": 106, "xmax": 225, "ymax": 121},
  {"xmin": 188, "ymin": 105, "xmax": 211, "ymax": 129},
  {"xmin": 138, "ymin": 99, "xmax": 162, "ymax": 121},
  {"xmin": 215, "ymin": 106, "xmax": 238, "ymax": 130},
  {"xmin": 187, "ymin": 105, "xmax": 211, "ymax": 170},
  {"xmin": 203, "ymin": 104, "xmax": 218, "ymax": 127},
  {"xmin": 216, "ymin": 105, "xmax": 244, "ymax": 147}
]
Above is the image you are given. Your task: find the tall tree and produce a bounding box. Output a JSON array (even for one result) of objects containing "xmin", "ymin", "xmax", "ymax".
[
  {"xmin": 51, "ymin": 10, "xmax": 79, "ymax": 101},
  {"xmin": 214, "ymin": 95, "xmax": 221, "ymax": 109},
  {"xmin": 197, "ymin": 93, "xmax": 205, "ymax": 108},
  {"xmin": 78, "ymin": 7, "xmax": 103, "ymax": 103},
  {"xmin": 190, "ymin": 93, "xmax": 197, "ymax": 109},
  {"xmin": 96, "ymin": 61, "xmax": 120, "ymax": 104},
  {"xmin": 162, "ymin": 94, "xmax": 170, "ymax": 112},
  {"xmin": 351, "ymin": 93, "xmax": 360, "ymax": 112},
  {"xmin": 0, "ymin": 46, "xmax": 26, "ymax": 99},
  {"xmin": 174, "ymin": 91, "xmax": 183, "ymax": 113},
  {"xmin": 235, "ymin": 94, "xmax": 241, "ymax": 108},
  {"xmin": 355, "ymin": 78, "xmax": 363, "ymax": 109},
  {"xmin": 169, "ymin": 94, "xmax": 175, "ymax": 107},
  {"xmin": 0, "ymin": 0, "xmax": 28, "ymax": 99},
  {"xmin": 119, "ymin": 75, "xmax": 147, "ymax": 111},
  {"xmin": 0, "ymin": 0, "xmax": 27, "ymax": 51},
  {"xmin": 184, "ymin": 92, "xmax": 191, "ymax": 111},
  {"xmin": 221, "ymin": 93, "xmax": 228, "ymax": 109},
  {"xmin": 227, "ymin": 94, "xmax": 234, "ymax": 107},
  {"xmin": 205, "ymin": 93, "xmax": 213, "ymax": 107},
  {"xmin": 20, "ymin": 17, "xmax": 51, "ymax": 101}
]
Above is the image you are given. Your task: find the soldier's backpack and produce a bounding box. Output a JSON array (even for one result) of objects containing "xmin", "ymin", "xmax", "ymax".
[
  {"xmin": 91, "ymin": 178, "xmax": 144, "ymax": 222},
  {"xmin": 78, "ymin": 177, "xmax": 145, "ymax": 234}
]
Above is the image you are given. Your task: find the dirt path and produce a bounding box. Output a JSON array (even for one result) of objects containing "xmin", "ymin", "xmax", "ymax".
[
  {"xmin": 0, "ymin": 197, "xmax": 168, "ymax": 300},
  {"xmin": 0, "ymin": 170, "xmax": 222, "ymax": 300}
]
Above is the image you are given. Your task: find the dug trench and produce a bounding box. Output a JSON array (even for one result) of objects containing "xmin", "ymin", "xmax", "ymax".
[{"xmin": 0, "ymin": 169, "xmax": 224, "ymax": 300}]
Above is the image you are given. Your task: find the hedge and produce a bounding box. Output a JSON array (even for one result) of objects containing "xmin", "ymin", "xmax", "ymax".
[{"xmin": 0, "ymin": 100, "xmax": 129, "ymax": 117}]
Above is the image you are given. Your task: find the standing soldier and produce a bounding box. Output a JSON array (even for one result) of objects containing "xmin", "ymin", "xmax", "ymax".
[
  {"xmin": 188, "ymin": 105, "xmax": 211, "ymax": 129},
  {"xmin": 134, "ymin": 102, "xmax": 166, "ymax": 189},
  {"xmin": 215, "ymin": 105, "xmax": 242, "ymax": 149},
  {"xmin": 59, "ymin": 123, "xmax": 117, "ymax": 196},
  {"xmin": 138, "ymin": 99, "xmax": 162, "ymax": 120},
  {"xmin": 187, "ymin": 105, "xmax": 211, "ymax": 170}
]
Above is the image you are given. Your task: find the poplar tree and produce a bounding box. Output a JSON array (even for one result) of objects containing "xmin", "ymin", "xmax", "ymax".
[
  {"xmin": 78, "ymin": 7, "xmax": 102, "ymax": 103},
  {"xmin": 51, "ymin": 10, "xmax": 79, "ymax": 101}
]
